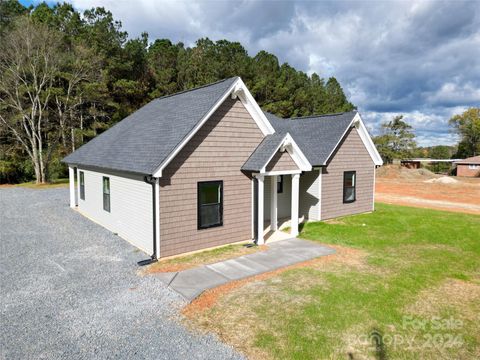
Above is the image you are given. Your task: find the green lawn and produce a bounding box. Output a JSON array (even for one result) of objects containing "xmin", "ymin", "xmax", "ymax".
[{"xmin": 187, "ymin": 203, "xmax": 480, "ymax": 359}]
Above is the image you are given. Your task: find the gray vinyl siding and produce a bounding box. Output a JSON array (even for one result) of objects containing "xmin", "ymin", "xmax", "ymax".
[
  {"xmin": 264, "ymin": 175, "xmax": 292, "ymax": 220},
  {"xmin": 321, "ymin": 128, "xmax": 375, "ymax": 220},
  {"xmin": 299, "ymin": 170, "xmax": 321, "ymax": 221},
  {"xmin": 76, "ymin": 167, "xmax": 153, "ymax": 254},
  {"xmin": 263, "ymin": 170, "xmax": 320, "ymax": 221}
]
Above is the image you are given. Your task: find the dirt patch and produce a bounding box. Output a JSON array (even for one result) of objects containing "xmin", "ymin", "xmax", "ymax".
[
  {"xmin": 406, "ymin": 278, "xmax": 480, "ymax": 320},
  {"xmin": 376, "ymin": 193, "xmax": 480, "ymax": 215},
  {"xmin": 376, "ymin": 164, "xmax": 438, "ymax": 180},
  {"xmin": 376, "ymin": 166, "xmax": 480, "ymax": 214},
  {"xmin": 424, "ymin": 176, "xmax": 459, "ymax": 184}
]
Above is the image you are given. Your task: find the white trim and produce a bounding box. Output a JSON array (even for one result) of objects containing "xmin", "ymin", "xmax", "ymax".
[
  {"xmin": 291, "ymin": 173, "xmax": 300, "ymax": 237},
  {"xmin": 76, "ymin": 167, "xmax": 81, "ymax": 204},
  {"xmin": 323, "ymin": 112, "xmax": 383, "ymax": 166},
  {"xmin": 260, "ymin": 132, "xmax": 312, "ymax": 173},
  {"xmin": 69, "ymin": 166, "xmax": 76, "ymax": 208},
  {"xmin": 152, "ymin": 78, "xmax": 275, "ymax": 178},
  {"xmin": 251, "ymin": 178, "xmax": 255, "ymax": 239},
  {"xmin": 318, "ymin": 168, "xmax": 322, "ymax": 220},
  {"xmin": 261, "ymin": 169, "xmax": 302, "ymax": 176},
  {"xmin": 270, "ymin": 176, "xmax": 277, "ymax": 231},
  {"xmin": 372, "ymin": 165, "xmax": 376, "ymax": 211},
  {"xmin": 257, "ymin": 175, "xmax": 265, "ymax": 245},
  {"xmin": 232, "ymin": 78, "xmax": 275, "ymax": 135},
  {"xmin": 155, "ymin": 178, "xmax": 161, "ymax": 259}
]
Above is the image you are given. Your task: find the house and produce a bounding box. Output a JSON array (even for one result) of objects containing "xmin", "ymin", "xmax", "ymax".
[
  {"xmin": 63, "ymin": 77, "xmax": 383, "ymax": 259},
  {"xmin": 455, "ymin": 156, "xmax": 480, "ymax": 177}
]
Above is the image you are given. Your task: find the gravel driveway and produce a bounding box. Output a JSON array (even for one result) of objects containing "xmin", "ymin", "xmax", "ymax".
[{"xmin": 0, "ymin": 187, "xmax": 242, "ymax": 360}]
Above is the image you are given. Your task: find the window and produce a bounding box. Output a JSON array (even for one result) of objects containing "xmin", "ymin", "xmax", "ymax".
[
  {"xmin": 103, "ymin": 177, "xmax": 110, "ymax": 212},
  {"xmin": 198, "ymin": 181, "xmax": 223, "ymax": 229},
  {"xmin": 79, "ymin": 171, "xmax": 85, "ymax": 200},
  {"xmin": 277, "ymin": 175, "xmax": 283, "ymax": 193},
  {"xmin": 468, "ymin": 164, "xmax": 479, "ymax": 169},
  {"xmin": 343, "ymin": 171, "xmax": 356, "ymax": 203}
]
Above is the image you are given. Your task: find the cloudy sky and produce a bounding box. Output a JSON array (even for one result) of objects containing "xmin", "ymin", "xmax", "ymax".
[{"xmin": 23, "ymin": 0, "xmax": 480, "ymax": 146}]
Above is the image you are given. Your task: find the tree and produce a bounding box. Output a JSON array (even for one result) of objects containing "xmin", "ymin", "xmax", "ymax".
[
  {"xmin": 147, "ymin": 39, "xmax": 181, "ymax": 97},
  {"xmin": 449, "ymin": 108, "xmax": 480, "ymax": 157},
  {"xmin": 0, "ymin": 0, "xmax": 29, "ymax": 33},
  {"xmin": 373, "ymin": 115, "xmax": 416, "ymax": 163},
  {"xmin": 428, "ymin": 145, "xmax": 452, "ymax": 159},
  {"xmin": 324, "ymin": 77, "xmax": 355, "ymax": 113},
  {"xmin": 0, "ymin": 0, "xmax": 357, "ymax": 184},
  {"xmin": 0, "ymin": 17, "xmax": 97, "ymax": 183}
]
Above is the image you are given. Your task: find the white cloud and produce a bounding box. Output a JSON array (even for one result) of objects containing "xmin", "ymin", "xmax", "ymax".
[{"xmin": 65, "ymin": 0, "xmax": 480, "ymax": 146}]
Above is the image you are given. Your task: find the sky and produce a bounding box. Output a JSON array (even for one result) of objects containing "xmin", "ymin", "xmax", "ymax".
[{"xmin": 21, "ymin": 0, "xmax": 480, "ymax": 147}]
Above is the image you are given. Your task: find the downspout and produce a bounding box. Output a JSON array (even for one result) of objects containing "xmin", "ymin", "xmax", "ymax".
[{"xmin": 141, "ymin": 175, "xmax": 158, "ymax": 264}]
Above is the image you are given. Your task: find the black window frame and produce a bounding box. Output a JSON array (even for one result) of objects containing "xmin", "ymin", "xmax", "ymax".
[
  {"xmin": 197, "ymin": 180, "xmax": 223, "ymax": 230},
  {"xmin": 277, "ymin": 175, "xmax": 283, "ymax": 193},
  {"xmin": 343, "ymin": 171, "xmax": 356, "ymax": 204},
  {"xmin": 79, "ymin": 171, "xmax": 85, "ymax": 200},
  {"xmin": 103, "ymin": 176, "xmax": 110, "ymax": 212}
]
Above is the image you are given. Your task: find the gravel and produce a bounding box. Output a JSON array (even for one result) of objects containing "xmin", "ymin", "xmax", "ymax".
[{"xmin": 0, "ymin": 187, "xmax": 243, "ymax": 360}]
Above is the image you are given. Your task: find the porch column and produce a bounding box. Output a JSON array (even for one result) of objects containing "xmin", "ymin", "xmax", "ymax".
[
  {"xmin": 68, "ymin": 166, "xmax": 76, "ymax": 208},
  {"xmin": 270, "ymin": 175, "xmax": 277, "ymax": 231},
  {"xmin": 291, "ymin": 173, "xmax": 300, "ymax": 237},
  {"xmin": 257, "ymin": 175, "xmax": 265, "ymax": 245}
]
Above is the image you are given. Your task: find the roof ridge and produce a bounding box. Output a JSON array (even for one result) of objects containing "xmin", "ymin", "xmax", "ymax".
[
  {"xmin": 153, "ymin": 76, "xmax": 238, "ymax": 102},
  {"xmin": 286, "ymin": 110, "xmax": 357, "ymax": 120}
]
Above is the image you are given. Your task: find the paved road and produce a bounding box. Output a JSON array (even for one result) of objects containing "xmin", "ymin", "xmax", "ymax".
[{"xmin": 0, "ymin": 187, "xmax": 242, "ymax": 360}]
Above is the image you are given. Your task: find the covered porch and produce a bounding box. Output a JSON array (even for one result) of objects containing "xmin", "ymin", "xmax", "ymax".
[
  {"xmin": 255, "ymin": 171, "xmax": 302, "ymax": 244},
  {"xmin": 242, "ymin": 132, "xmax": 314, "ymax": 244}
]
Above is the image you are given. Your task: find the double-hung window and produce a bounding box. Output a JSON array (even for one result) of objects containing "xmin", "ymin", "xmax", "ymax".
[
  {"xmin": 198, "ymin": 181, "xmax": 223, "ymax": 229},
  {"xmin": 79, "ymin": 171, "xmax": 85, "ymax": 200},
  {"xmin": 103, "ymin": 177, "xmax": 110, "ymax": 212},
  {"xmin": 343, "ymin": 171, "xmax": 356, "ymax": 203}
]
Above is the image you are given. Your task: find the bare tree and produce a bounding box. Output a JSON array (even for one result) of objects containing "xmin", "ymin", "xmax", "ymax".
[{"xmin": 0, "ymin": 17, "xmax": 98, "ymax": 183}]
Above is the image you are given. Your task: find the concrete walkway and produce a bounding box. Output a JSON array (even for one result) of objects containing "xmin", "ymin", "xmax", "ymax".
[{"xmin": 156, "ymin": 238, "xmax": 335, "ymax": 301}]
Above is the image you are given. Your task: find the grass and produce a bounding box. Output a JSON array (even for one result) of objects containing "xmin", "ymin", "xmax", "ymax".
[
  {"xmin": 184, "ymin": 203, "xmax": 480, "ymax": 359},
  {"xmin": 144, "ymin": 243, "xmax": 265, "ymax": 274},
  {"xmin": 0, "ymin": 178, "xmax": 69, "ymax": 189}
]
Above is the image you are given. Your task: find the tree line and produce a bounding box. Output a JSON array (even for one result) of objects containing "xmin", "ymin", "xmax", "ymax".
[
  {"xmin": 0, "ymin": 0, "xmax": 354, "ymax": 184},
  {"xmin": 373, "ymin": 108, "xmax": 480, "ymax": 168}
]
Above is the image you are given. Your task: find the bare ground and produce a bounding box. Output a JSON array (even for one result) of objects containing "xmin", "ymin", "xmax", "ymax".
[{"xmin": 376, "ymin": 165, "xmax": 480, "ymax": 214}]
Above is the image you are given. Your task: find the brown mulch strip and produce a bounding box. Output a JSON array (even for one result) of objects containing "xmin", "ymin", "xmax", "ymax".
[{"xmin": 144, "ymin": 245, "xmax": 268, "ymax": 274}]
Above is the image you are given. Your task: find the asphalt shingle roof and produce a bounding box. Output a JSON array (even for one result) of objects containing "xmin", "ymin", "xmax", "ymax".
[
  {"xmin": 242, "ymin": 133, "xmax": 286, "ymax": 171},
  {"xmin": 64, "ymin": 75, "xmax": 358, "ymax": 174},
  {"xmin": 265, "ymin": 111, "xmax": 357, "ymax": 166},
  {"xmin": 63, "ymin": 77, "xmax": 238, "ymax": 174}
]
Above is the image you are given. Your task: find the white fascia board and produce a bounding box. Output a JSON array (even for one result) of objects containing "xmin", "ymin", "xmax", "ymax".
[
  {"xmin": 353, "ymin": 113, "xmax": 383, "ymax": 166},
  {"xmin": 260, "ymin": 134, "xmax": 288, "ymax": 173},
  {"xmin": 285, "ymin": 133, "xmax": 312, "ymax": 171},
  {"xmin": 232, "ymin": 78, "xmax": 275, "ymax": 135},
  {"xmin": 323, "ymin": 112, "xmax": 383, "ymax": 166},
  {"xmin": 260, "ymin": 133, "xmax": 312, "ymax": 173},
  {"xmin": 153, "ymin": 78, "xmax": 275, "ymax": 178},
  {"xmin": 263, "ymin": 169, "xmax": 302, "ymax": 176}
]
